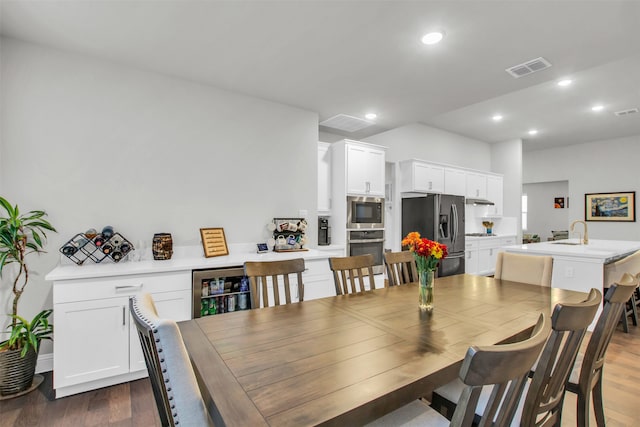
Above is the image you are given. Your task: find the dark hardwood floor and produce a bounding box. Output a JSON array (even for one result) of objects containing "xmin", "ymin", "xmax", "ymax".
[{"xmin": 1, "ymin": 324, "xmax": 639, "ymax": 426}]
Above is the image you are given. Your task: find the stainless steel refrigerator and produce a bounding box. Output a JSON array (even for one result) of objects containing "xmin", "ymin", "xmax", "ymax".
[{"xmin": 402, "ymin": 194, "xmax": 465, "ymax": 277}]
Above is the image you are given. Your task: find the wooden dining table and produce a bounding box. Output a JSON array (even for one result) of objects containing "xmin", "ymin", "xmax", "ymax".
[{"xmin": 178, "ymin": 274, "xmax": 588, "ymax": 427}]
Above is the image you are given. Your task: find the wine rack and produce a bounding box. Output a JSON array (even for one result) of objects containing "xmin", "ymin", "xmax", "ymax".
[{"xmin": 60, "ymin": 232, "xmax": 134, "ymax": 265}]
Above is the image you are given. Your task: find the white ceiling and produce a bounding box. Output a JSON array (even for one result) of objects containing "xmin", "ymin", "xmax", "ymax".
[{"xmin": 2, "ymin": 1, "xmax": 639, "ymax": 151}]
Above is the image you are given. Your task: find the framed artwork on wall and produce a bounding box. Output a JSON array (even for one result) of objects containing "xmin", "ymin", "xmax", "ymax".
[
  {"xmin": 585, "ymin": 191, "xmax": 635, "ymax": 222},
  {"xmin": 554, "ymin": 197, "xmax": 565, "ymax": 209}
]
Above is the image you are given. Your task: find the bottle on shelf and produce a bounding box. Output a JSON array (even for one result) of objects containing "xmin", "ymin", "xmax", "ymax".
[
  {"xmin": 101, "ymin": 225, "xmax": 114, "ymax": 239},
  {"xmin": 102, "ymin": 244, "xmax": 113, "ymax": 255},
  {"xmin": 62, "ymin": 245, "xmax": 77, "ymax": 256},
  {"xmin": 111, "ymin": 251, "xmax": 123, "ymax": 262},
  {"xmin": 94, "ymin": 236, "xmax": 105, "ymax": 247}
]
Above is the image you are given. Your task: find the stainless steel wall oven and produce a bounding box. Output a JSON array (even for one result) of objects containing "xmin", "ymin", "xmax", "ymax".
[{"xmin": 347, "ymin": 230, "xmax": 385, "ymax": 275}]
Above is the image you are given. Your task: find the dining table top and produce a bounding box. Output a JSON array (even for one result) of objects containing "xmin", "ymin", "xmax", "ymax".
[{"xmin": 178, "ymin": 273, "xmax": 588, "ymax": 427}]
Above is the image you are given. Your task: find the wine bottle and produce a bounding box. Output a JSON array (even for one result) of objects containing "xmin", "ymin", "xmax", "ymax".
[
  {"xmin": 102, "ymin": 244, "xmax": 113, "ymax": 255},
  {"xmin": 62, "ymin": 245, "xmax": 77, "ymax": 256},
  {"xmin": 101, "ymin": 226, "xmax": 114, "ymax": 239},
  {"xmin": 94, "ymin": 236, "xmax": 105, "ymax": 247},
  {"xmin": 111, "ymin": 251, "xmax": 123, "ymax": 262}
]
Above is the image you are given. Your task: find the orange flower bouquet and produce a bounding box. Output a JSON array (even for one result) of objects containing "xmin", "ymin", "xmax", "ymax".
[{"xmin": 402, "ymin": 232, "xmax": 448, "ymax": 311}]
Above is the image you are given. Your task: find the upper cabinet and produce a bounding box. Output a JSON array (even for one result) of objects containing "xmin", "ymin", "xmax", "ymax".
[
  {"xmin": 317, "ymin": 142, "xmax": 332, "ymax": 215},
  {"xmin": 465, "ymin": 171, "xmax": 487, "ymax": 199},
  {"xmin": 444, "ymin": 167, "xmax": 466, "ymax": 196},
  {"xmin": 486, "ymin": 174, "xmax": 504, "ymax": 217},
  {"xmin": 345, "ymin": 141, "xmax": 385, "ymax": 196},
  {"xmin": 400, "ymin": 160, "xmax": 444, "ymax": 194}
]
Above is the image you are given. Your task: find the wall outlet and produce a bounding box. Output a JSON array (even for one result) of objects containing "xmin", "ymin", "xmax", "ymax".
[
  {"xmin": 565, "ymin": 267, "xmax": 574, "ymax": 278},
  {"xmin": 299, "ymin": 209, "xmax": 308, "ymax": 218}
]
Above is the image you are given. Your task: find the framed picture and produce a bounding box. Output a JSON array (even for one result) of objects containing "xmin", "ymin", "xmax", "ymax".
[
  {"xmin": 585, "ymin": 192, "xmax": 636, "ymax": 222},
  {"xmin": 200, "ymin": 227, "xmax": 229, "ymax": 257},
  {"xmin": 554, "ymin": 197, "xmax": 565, "ymax": 209}
]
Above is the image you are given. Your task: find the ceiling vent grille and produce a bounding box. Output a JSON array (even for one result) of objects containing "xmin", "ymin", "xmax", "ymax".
[
  {"xmin": 505, "ymin": 57, "xmax": 552, "ymax": 78},
  {"xmin": 320, "ymin": 114, "xmax": 374, "ymax": 132},
  {"xmin": 614, "ymin": 108, "xmax": 639, "ymax": 116}
]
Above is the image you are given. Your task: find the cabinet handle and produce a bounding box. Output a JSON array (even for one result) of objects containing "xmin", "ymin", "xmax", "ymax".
[
  {"xmin": 366, "ymin": 181, "xmax": 371, "ymax": 193},
  {"xmin": 429, "ymin": 181, "xmax": 432, "ymax": 190},
  {"xmin": 115, "ymin": 284, "xmax": 143, "ymax": 291},
  {"xmin": 122, "ymin": 306, "xmax": 126, "ymax": 326}
]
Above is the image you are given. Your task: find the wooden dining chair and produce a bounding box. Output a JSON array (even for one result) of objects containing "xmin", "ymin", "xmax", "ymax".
[
  {"xmin": 366, "ymin": 314, "xmax": 550, "ymax": 426},
  {"xmin": 329, "ymin": 253, "xmax": 378, "ymax": 295},
  {"xmin": 384, "ymin": 250, "xmax": 418, "ymax": 286},
  {"xmin": 494, "ymin": 252, "xmax": 553, "ymax": 286},
  {"xmin": 566, "ymin": 273, "xmax": 638, "ymax": 427},
  {"xmin": 603, "ymin": 249, "xmax": 640, "ymax": 332},
  {"xmin": 431, "ymin": 288, "xmax": 601, "ymax": 427},
  {"xmin": 244, "ymin": 258, "xmax": 305, "ymax": 308},
  {"xmin": 130, "ymin": 293, "xmax": 213, "ymax": 427}
]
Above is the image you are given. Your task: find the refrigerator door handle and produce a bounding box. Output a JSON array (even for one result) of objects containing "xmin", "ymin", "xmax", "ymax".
[{"xmin": 451, "ymin": 203, "xmax": 458, "ymax": 246}]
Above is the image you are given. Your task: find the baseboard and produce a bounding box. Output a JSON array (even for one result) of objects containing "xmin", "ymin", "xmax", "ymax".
[{"xmin": 36, "ymin": 352, "xmax": 53, "ymax": 374}]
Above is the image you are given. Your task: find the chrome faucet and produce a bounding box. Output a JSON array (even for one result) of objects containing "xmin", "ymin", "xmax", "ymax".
[{"xmin": 570, "ymin": 220, "xmax": 589, "ymax": 245}]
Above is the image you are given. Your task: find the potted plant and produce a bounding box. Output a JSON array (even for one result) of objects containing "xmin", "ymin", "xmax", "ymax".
[{"xmin": 0, "ymin": 196, "xmax": 56, "ymax": 397}]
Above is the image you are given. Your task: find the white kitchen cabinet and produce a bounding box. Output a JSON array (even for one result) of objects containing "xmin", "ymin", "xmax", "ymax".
[
  {"xmin": 317, "ymin": 142, "xmax": 332, "ymax": 215},
  {"xmin": 486, "ymin": 175, "xmax": 504, "ymax": 216},
  {"xmin": 466, "ymin": 171, "xmax": 487, "ymax": 199},
  {"xmin": 478, "ymin": 239, "xmax": 500, "ymax": 276},
  {"xmin": 444, "ymin": 167, "xmax": 466, "ymax": 196},
  {"xmin": 465, "ymin": 240, "xmax": 479, "ymax": 274},
  {"xmin": 400, "ymin": 160, "xmax": 444, "ymax": 193},
  {"xmin": 346, "ymin": 142, "xmax": 385, "ymax": 196},
  {"xmin": 53, "ymin": 271, "xmax": 191, "ymax": 397}
]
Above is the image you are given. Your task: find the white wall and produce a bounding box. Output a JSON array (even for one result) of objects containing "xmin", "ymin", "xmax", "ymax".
[
  {"xmin": 0, "ymin": 38, "xmax": 318, "ymax": 351},
  {"xmin": 523, "ymin": 134, "xmax": 640, "ymax": 241},
  {"xmin": 523, "ymin": 181, "xmax": 569, "ymax": 239},
  {"xmin": 364, "ymin": 123, "xmax": 492, "ymax": 168}
]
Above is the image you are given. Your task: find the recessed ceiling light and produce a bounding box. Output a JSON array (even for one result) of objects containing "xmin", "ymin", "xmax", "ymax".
[
  {"xmin": 365, "ymin": 113, "xmax": 377, "ymax": 120},
  {"xmin": 591, "ymin": 105, "xmax": 604, "ymax": 112},
  {"xmin": 492, "ymin": 114, "xmax": 503, "ymax": 122},
  {"xmin": 528, "ymin": 129, "xmax": 538, "ymax": 135},
  {"xmin": 421, "ymin": 31, "xmax": 444, "ymax": 45},
  {"xmin": 557, "ymin": 79, "xmax": 572, "ymax": 87}
]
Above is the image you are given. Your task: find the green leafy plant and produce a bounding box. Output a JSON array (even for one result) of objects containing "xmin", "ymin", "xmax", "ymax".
[
  {"xmin": 4, "ymin": 310, "xmax": 53, "ymax": 356},
  {"xmin": 0, "ymin": 196, "xmax": 56, "ymax": 353}
]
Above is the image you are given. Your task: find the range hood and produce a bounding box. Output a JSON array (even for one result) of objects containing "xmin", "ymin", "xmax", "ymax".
[{"xmin": 465, "ymin": 198, "xmax": 495, "ymax": 206}]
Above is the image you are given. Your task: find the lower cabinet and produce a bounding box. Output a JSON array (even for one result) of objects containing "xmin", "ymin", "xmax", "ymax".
[
  {"xmin": 465, "ymin": 236, "xmax": 516, "ymax": 276},
  {"xmin": 53, "ymin": 271, "xmax": 191, "ymax": 397}
]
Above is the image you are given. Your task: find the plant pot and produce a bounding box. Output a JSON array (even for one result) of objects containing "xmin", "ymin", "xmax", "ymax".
[{"xmin": 0, "ymin": 347, "xmax": 38, "ymax": 396}]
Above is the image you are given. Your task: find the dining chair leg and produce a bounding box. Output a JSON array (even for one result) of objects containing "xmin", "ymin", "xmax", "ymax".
[
  {"xmin": 630, "ymin": 293, "xmax": 638, "ymax": 326},
  {"xmin": 593, "ymin": 376, "xmax": 606, "ymax": 427},
  {"xmin": 577, "ymin": 388, "xmax": 590, "ymax": 427}
]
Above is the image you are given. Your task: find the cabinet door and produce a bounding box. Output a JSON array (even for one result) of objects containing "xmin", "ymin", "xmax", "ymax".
[
  {"xmin": 465, "ymin": 250, "xmax": 479, "ymax": 274},
  {"xmin": 486, "ymin": 175, "xmax": 503, "ymax": 216},
  {"xmin": 130, "ymin": 290, "xmax": 193, "ymax": 372},
  {"xmin": 466, "ymin": 172, "xmax": 487, "ymax": 199},
  {"xmin": 366, "ymin": 148, "xmax": 386, "ymax": 196},
  {"xmin": 346, "ymin": 144, "xmax": 385, "ymax": 196},
  {"xmin": 415, "ymin": 163, "xmax": 443, "ymax": 193},
  {"xmin": 478, "ymin": 247, "xmax": 499, "ymax": 275},
  {"xmin": 445, "ymin": 168, "xmax": 466, "ymax": 196},
  {"xmin": 54, "ymin": 297, "xmax": 130, "ymax": 388},
  {"xmin": 318, "ymin": 143, "xmax": 332, "ymax": 214},
  {"xmin": 346, "ymin": 144, "xmax": 369, "ymax": 195}
]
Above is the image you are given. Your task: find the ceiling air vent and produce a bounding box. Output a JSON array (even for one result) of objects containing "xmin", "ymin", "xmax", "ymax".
[
  {"xmin": 505, "ymin": 57, "xmax": 552, "ymax": 78},
  {"xmin": 614, "ymin": 108, "xmax": 639, "ymax": 117},
  {"xmin": 320, "ymin": 114, "xmax": 374, "ymax": 132}
]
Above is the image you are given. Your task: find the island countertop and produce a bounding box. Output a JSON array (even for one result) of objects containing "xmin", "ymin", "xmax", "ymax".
[{"xmin": 503, "ymin": 239, "xmax": 640, "ymax": 263}]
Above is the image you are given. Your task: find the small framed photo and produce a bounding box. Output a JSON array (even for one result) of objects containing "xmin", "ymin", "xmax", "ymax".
[
  {"xmin": 200, "ymin": 227, "xmax": 229, "ymax": 257},
  {"xmin": 585, "ymin": 192, "xmax": 636, "ymax": 222},
  {"xmin": 554, "ymin": 197, "xmax": 565, "ymax": 209}
]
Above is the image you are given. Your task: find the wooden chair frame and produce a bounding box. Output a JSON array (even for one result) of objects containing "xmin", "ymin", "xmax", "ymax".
[
  {"xmin": 329, "ymin": 254, "xmax": 378, "ymax": 295},
  {"xmin": 384, "ymin": 251, "xmax": 418, "ymax": 286},
  {"xmin": 244, "ymin": 258, "xmax": 305, "ymax": 308},
  {"xmin": 566, "ymin": 275, "xmax": 638, "ymax": 427}
]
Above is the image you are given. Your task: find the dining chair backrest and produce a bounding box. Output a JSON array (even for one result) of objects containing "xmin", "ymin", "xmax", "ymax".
[
  {"xmin": 384, "ymin": 251, "xmax": 418, "ymax": 286},
  {"xmin": 494, "ymin": 252, "xmax": 553, "ymax": 287},
  {"xmin": 566, "ymin": 273, "xmax": 638, "ymax": 427},
  {"xmin": 130, "ymin": 293, "xmax": 212, "ymax": 427},
  {"xmin": 244, "ymin": 258, "xmax": 305, "ymax": 308},
  {"xmin": 520, "ymin": 288, "xmax": 601, "ymax": 426},
  {"xmin": 329, "ymin": 254, "xmax": 378, "ymax": 295},
  {"xmin": 452, "ymin": 314, "xmax": 550, "ymax": 426}
]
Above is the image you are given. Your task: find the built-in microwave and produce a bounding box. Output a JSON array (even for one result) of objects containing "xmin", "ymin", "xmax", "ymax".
[{"xmin": 347, "ymin": 196, "xmax": 384, "ymax": 229}]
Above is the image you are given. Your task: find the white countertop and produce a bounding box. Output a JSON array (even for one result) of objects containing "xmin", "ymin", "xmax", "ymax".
[
  {"xmin": 465, "ymin": 234, "xmax": 515, "ymax": 242},
  {"xmin": 503, "ymin": 239, "xmax": 640, "ymax": 263},
  {"xmin": 46, "ymin": 244, "xmax": 345, "ymax": 281}
]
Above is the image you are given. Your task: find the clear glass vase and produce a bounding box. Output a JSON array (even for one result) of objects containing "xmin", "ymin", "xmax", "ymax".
[{"xmin": 419, "ymin": 269, "xmax": 435, "ymax": 311}]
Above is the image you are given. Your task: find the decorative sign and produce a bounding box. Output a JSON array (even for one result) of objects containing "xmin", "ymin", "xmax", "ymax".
[
  {"xmin": 585, "ymin": 191, "xmax": 636, "ymax": 222},
  {"xmin": 200, "ymin": 227, "xmax": 229, "ymax": 257}
]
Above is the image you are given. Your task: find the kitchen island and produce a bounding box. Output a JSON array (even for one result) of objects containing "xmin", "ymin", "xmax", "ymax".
[{"xmin": 503, "ymin": 239, "xmax": 640, "ymax": 328}]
